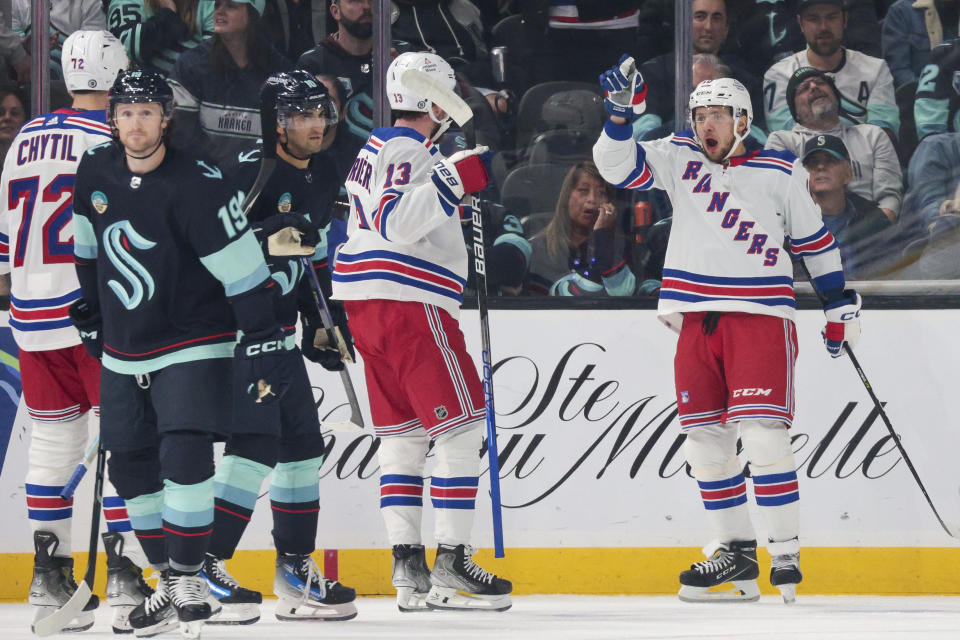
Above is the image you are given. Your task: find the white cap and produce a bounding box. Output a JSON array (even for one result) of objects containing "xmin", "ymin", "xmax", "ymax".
[
  {"xmin": 385, "ymin": 51, "xmax": 456, "ymax": 114},
  {"xmin": 688, "ymin": 78, "xmax": 753, "ymax": 160},
  {"xmin": 61, "ymin": 30, "xmax": 129, "ymax": 92}
]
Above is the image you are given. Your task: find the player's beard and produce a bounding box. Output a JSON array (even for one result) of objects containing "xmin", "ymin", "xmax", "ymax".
[{"xmin": 341, "ymin": 14, "xmax": 373, "ymax": 39}]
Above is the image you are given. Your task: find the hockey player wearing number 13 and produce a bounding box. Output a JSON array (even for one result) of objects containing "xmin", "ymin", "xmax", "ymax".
[
  {"xmin": 594, "ymin": 56, "xmax": 863, "ymax": 604},
  {"xmin": 71, "ymin": 69, "xmax": 298, "ymax": 640},
  {"xmin": 199, "ymin": 69, "xmax": 358, "ymax": 624},
  {"xmin": 332, "ymin": 51, "xmax": 512, "ymax": 612}
]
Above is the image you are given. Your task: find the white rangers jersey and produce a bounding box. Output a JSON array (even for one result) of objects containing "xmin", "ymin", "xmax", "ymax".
[
  {"xmin": 332, "ymin": 126, "xmax": 468, "ymax": 318},
  {"xmin": 593, "ymin": 121, "xmax": 846, "ymax": 332},
  {"xmin": 0, "ymin": 109, "xmax": 112, "ymax": 351},
  {"xmin": 763, "ymin": 49, "xmax": 900, "ymax": 135}
]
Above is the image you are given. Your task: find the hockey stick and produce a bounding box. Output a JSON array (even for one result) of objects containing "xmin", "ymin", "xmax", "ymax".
[
  {"xmin": 301, "ymin": 257, "xmax": 364, "ymax": 433},
  {"xmin": 59, "ymin": 435, "xmax": 99, "ymax": 500},
  {"xmin": 33, "ymin": 444, "xmax": 106, "ymax": 636},
  {"xmin": 801, "ymin": 265, "xmax": 960, "ymax": 538},
  {"xmin": 240, "ymin": 77, "xmax": 286, "ymax": 215}
]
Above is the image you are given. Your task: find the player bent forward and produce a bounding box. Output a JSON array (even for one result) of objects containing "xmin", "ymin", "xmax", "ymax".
[
  {"xmin": 332, "ymin": 51, "xmax": 512, "ymax": 612},
  {"xmin": 593, "ymin": 56, "xmax": 862, "ymax": 604}
]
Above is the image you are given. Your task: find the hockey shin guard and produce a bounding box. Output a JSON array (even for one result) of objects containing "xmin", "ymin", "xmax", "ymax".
[
  {"xmin": 378, "ymin": 434, "xmax": 430, "ymax": 545},
  {"xmin": 431, "ymin": 423, "xmax": 483, "ymax": 546},
  {"xmin": 740, "ymin": 420, "xmax": 800, "ymax": 545},
  {"xmin": 270, "ymin": 457, "xmax": 323, "ymax": 555},
  {"xmin": 210, "ymin": 454, "xmax": 273, "ymax": 559}
]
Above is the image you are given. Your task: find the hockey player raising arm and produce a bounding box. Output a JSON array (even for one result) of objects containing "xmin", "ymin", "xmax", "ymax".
[
  {"xmin": 70, "ymin": 69, "xmax": 297, "ymax": 640},
  {"xmin": 332, "ymin": 52, "xmax": 512, "ymax": 613},
  {"xmin": 593, "ymin": 56, "xmax": 862, "ymax": 605}
]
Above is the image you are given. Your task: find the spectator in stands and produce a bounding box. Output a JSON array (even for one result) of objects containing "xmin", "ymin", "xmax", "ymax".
[
  {"xmin": 906, "ymin": 133, "xmax": 960, "ymax": 277},
  {"xmin": 801, "ymin": 134, "xmax": 893, "ymax": 279},
  {"xmin": 12, "ymin": 0, "xmax": 107, "ymax": 82},
  {"xmin": 763, "ymin": 0, "xmax": 899, "ymax": 138},
  {"xmin": 914, "ymin": 38, "xmax": 960, "ymax": 140},
  {"xmin": 634, "ymin": 0, "xmax": 764, "ymax": 140},
  {"xmin": 0, "ymin": 84, "xmax": 27, "ymax": 171},
  {"xmin": 0, "ymin": 10, "xmax": 31, "ymax": 83},
  {"xmin": 298, "ymin": 0, "xmax": 375, "ymax": 150},
  {"xmin": 260, "ymin": 0, "xmax": 315, "ymax": 62},
  {"xmin": 527, "ymin": 160, "xmax": 636, "ymax": 296},
  {"xmin": 107, "ymin": 0, "xmax": 215, "ymax": 76},
  {"xmin": 168, "ymin": 0, "xmax": 290, "ymax": 166},
  {"xmin": 882, "ymin": 0, "xmax": 960, "ymax": 89},
  {"xmin": 766, "ymin": 66, "xmax": 903, "ymax": 221}
]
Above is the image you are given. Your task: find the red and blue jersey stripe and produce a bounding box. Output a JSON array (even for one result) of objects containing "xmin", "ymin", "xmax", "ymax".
[
  {"xmin": 9, "ymin": 290, "xmax": 81, "ymax": 333},
  {"xmin": 788, "ymin": 226, "xmax": 838, "ymax": 257},
  {"xmin": 333, "ymin": 249, "xmax": 466, "ymax": 303},
  {"xmin": 660, "ymin": 269, "xmax": 796, "ymax": 308}
]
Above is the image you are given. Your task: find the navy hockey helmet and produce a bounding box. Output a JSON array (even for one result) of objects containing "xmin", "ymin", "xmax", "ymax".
[
  {"xmin": 270, "ymin": 70, "xmax": 339, "ymax": 130},
  {"xmin": 108, "ymin": 69, "xmax": 174, "ymax": 120}
]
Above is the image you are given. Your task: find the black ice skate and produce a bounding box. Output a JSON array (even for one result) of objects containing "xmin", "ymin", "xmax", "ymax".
[
  {"xmin": 168, "ymin": 570, "xmax": 216, "ymax": 640},
  {"xmin": 201, "ymin": 554, "xmax": 261, "ymax": 624},
  {"xmin": 128, "ymin": 571, "xmax": 177, "ymax": 638},
  {"xmin": 29, "ymin": 531, "xmax": 98, "ymax": 633},
  {"xmin": 392, "ymin": 544, "xmax": 432, "ymax": 612},
  {"xmin": 273, "ymin": 552, "xmax": 357, "ymax": 621},
  {"xmin": 770, "ymin": 552, "xmax": 803, "ymax": 604},
  {"xmin": 678, "ymin": 540, "xmax": 761, "ymax": 603},
  {"xmin": 103, "ymin": 531, "xmax": 154, "ymax": 634},
  {"xmin": 426, "ymin": 544, "xmax": 512, "ymax": 612}
]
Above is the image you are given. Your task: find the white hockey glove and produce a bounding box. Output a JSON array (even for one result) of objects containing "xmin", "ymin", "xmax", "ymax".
[
  {"xmin": 822, "ymin": 290, "xmax": 861, "ymax": 357},
  {"xmin": 599, "ymin": 54, "xmax": 647, "ymax": 121},
  {"xmin": 431, "ymin": 146, "xmax": 492, "ymax": 208}
]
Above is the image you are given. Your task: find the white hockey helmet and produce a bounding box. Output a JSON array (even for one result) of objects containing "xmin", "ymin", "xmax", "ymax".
[
  {"xmin": 688, "ymin": 78, "xmax": 753, "ymax": 160},
  {"xmin": 61, "ymin": 30, "xmax": 129, "ymax": 92},
  {"xmin": 385, "ymin": 51, "xmax": 456, "ymax": 118}
]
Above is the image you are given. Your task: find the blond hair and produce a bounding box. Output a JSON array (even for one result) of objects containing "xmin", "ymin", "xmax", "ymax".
[{"xmin": 538, "ymin": 161, "xmax": 615, "ymax": 263}]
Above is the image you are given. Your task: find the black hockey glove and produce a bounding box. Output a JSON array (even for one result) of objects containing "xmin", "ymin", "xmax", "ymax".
[
  {"xmin": 300, "ymin": 301, "xmax": 355, "ymax": 372},
  {"xmin": 235, "ymin": 328, "xmax": 296, "ymax": 405},
  {"xmin": 68, "ymin": 299, "xmax": 103, "ymax": 360},
  {"xmin": 252, "ymin": 213, "xmax": 320, "ymax": 257}
]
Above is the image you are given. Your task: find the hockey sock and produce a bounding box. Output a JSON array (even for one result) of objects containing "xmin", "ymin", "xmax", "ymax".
[
  {"xmin": 25, "ymin": 417, "xmax": 88, "ymax": 556},
  {"xmin": 270, "ymin": 457, "xmax": 323, "ymax": 555},
  {"xmin": 210, "ymin": 455, "xmax": 272, "ymax": 559},
  {"xmin": 431, "ymin": 423, "xmax": 482, "ymax": 545},
  {"xmin": 378, "ymin": 434, "xmax": 430, "ymax": 545},
  {"xmin": 741, "ymin": 420, "xmax": 800, "ymax": 544},
  {"xmin": 125, "ymin": 490, "xmax": 166, "ymax": 569},
  {"xmin": 163, "ymin": 478, "xmax": 215, "ymax": 572}
]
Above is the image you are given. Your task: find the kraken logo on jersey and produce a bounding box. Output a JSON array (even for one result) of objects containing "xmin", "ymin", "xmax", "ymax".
[
  {"xmin": 278, "ymin": 192, "xmax": 293, "ymax": 213},
  {"xmin": 270, "ymin": 259, "xmax": 301, "ymax": 296},
  {"xmin": 103, "ymin": 221, "xmax": 157, "ymax": 310},
  {"xmin": 91, "ymin": 191, "xmax": 109, "ymax": 214}
]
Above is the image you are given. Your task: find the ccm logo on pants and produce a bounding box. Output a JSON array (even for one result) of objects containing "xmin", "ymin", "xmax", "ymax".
[{"xmin": 731, "ymin": 388, "xmax": 772, "ymax": 397}]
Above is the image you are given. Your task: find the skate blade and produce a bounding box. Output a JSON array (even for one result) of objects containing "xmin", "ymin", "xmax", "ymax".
[
  {"xmin": 178, "ymin": 619, "xmax": 204, "ymax": 640},
  {"xmin": 111, "ymin": 603, "xmax": 136, "ymax": 633},
  {"xmin": 132, "ymin": 614, "xmax": 178, "ymax": 638},
  {"xmin": 320, "ymin": 418, "xmax": 364, "ymax": 433},
  {"xmin": 678, "ymin": 580, "xmax": 761, "ymax": 603},
  {"xmin": 425, "ymin": 586, "xmax": 512, "ymax": 612},
  {"xmin": 777, "ymin": 583, "xmax": 797, "ymax": 604},
  {"xmin": 274, "ymin": 599, "xmax": 358, "ymax": 621},
  {"xmin": 396, "ymin": 587, "xmax": 429, "ymax": 612},
  {"xmin": 205, "ymin": 602, "xmax": 260, "ymax": 625},
  {"xmin": 31, "ymin": 606, "xmax": 96, "ymax": 635}
]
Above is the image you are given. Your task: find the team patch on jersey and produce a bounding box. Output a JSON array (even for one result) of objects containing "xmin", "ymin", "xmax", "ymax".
[
  {"xmin": 434, "ymin": 405, "xmax": 448, "ymax": 419},
  {"xmin": 681, "ymin": 391, "xmax": 690, "ymax": 403},
  {"xmin": 278, "ymin": 192, "xmax": 292, "ymax": 213},
  {"xmin": 91, "ymin": 191, "xmax": 108, "ymax": 214}
]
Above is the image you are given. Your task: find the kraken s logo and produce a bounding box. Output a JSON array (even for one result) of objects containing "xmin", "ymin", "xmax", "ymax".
[
  {"xmin": 103, "ymin": 221, "xmax": 157, "ymax": 310},
  {"xmin": 270, "ymin": 259, "xmax": 301, "ymax": 296}
]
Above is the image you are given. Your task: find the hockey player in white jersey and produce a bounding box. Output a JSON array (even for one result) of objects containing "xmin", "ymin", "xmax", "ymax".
[
  {"xmin": 593, "ymin": 55, "xmax": 862, "ymax": 604},
  {"xmin": 0, "ymin": 30, "xmax": 153, "ymax": 633},
  {"xmin": 332, "ymin": 51, "xmax": 512, "ymax": 612}
]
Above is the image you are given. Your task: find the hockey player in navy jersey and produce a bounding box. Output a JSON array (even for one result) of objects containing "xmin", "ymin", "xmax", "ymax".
[
  {"xmin": 200, "ymin": 70, "xmax": 357, "ymax": 624},
  {"xmin": 71, "ymin": 69, "xmax": 297, "ymax": 640},
  {"xmin": 594, "ymin": 55, "xmax": 863, "ymax": 604},
  {"xmin": 332, "ymin": 51, "xmax": 512, "ymax": 612},
  {"xmin": 0, "ymin": 30, "xmax": 156, "ymax": 634}
]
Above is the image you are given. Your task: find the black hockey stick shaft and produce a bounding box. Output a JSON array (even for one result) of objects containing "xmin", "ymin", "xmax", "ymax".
[
  {"xmin": 83, "ymin": 443, "xmax": 107, "ymax": 588},
  {"xmin": 802, "ymin": 266, "xmax": 959, "ymax": 538},
  {"xmin": 241, "ymin": 78, "xmax": 284, "ymax": 215}
]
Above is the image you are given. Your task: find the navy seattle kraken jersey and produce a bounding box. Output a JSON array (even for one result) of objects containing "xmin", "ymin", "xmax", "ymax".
[
  {"xmin": 227, "ymin": 146, "xmax": 338, "ymax": 331},
  {"xmin": 73, "ymin": 143, "xmax": 272, "ymax": 375}
]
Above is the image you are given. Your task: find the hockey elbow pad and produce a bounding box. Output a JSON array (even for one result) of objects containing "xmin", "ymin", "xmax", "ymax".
[
  {"xmin": 68, "ymin": 298, "xmax": 103, "ymax": 360},
  {"xmin": 822, "ymin": 289, "xmax": 861, "ymax": 357}
]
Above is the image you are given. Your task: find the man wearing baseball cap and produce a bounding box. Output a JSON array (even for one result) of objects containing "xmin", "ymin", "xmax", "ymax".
[
  {"xmin": 802, "ymin": 134, "xmax": 893, "ymax": 279},
  {"xmin": 762, "ymin": 0, "xmax": 899, "ymax": 138}
]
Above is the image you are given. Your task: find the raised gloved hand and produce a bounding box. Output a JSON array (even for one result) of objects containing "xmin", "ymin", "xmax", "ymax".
[
  {"xmin": 599, "ymin": 54, "xmax": 647, "ymax": 121},
  {"xmin": 301, "ymin": 301, "xmax": 355, "ymax": 372},
  {"xmin": 432, "ymin": 146, "xmax": 492, "ymax": 207},
  {"xmin": 235, "ymin": 328, "xmax": 296, "ymax": 404},
  {"xmin": 822, "ymin": 290, "xmax": 861, "ymax": 357},
  {"xmin": 68, "ymin": 298, "xmax": 103, "ymax": 360},
  {"xmin": 252, "ymin": 213, "xmax": 319, "ymax": 257}
]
